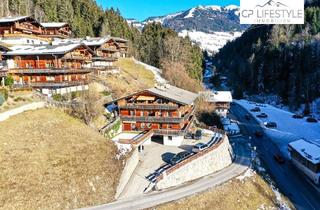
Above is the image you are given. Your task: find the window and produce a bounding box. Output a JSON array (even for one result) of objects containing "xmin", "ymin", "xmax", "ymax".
[
  {"xmin": 141, "ymin": 123, "xmax": 145, "ymax": 129},
  {"xmin": 168, "ymin": 136, "xmax": 173, "ymax": 141}
]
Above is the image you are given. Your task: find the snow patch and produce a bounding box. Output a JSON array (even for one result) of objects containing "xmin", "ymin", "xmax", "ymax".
[
  {"xmin": 178, "ymin": 30, "xmax": 243, "ymax": 54},
  {"xmin": 237, "ymin": 168, "xmax": 255, "ymax": 181},
  {"xmin": 133, "ymin": 58, "xmax": 167, "ymax": 84}
]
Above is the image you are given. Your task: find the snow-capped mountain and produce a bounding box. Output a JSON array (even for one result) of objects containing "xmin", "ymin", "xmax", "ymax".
[{"xmin": 129, "ymin": 5, "xmax": 249, "ymax": 54}]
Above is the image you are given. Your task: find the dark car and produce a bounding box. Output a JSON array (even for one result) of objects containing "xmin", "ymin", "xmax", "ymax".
[
  {"xmin": 194, "ymin": 130, "xmax": 203, "ymax": 140},
  {"xmin": 255, "ymin": 131, "xmax": 263, "ymax": 137},
  {"xmin": 273, "ymin": 154, "xmax": 285, "ymax": 164},
  {"xmin": 250, "ymin": 107, "xmax": 261, "ymax": 112},
  {"xmin": 245, "ymin": 114, "xmax": 251, "ymax": 120},
  {"xmin": 257, "ymin": 113, "xmax": 268, "ymax": 118},
  {"xmin": 265, "ymin": 122, "xmax": 277, "ymax": 128},
  {"xmin": 169, "ymin": 151, "xmax": 192, "ymax": 165},
  {"xmin": 184, "ymin": 132, "xmax": 193, "ymax": 139},
  {"xmin": 292, "ymin": 114, "xmax": 304, "ymax": 119},
  {"xmin": 306, "ymin": 117, "xmax": 318, "ymax": 123}
]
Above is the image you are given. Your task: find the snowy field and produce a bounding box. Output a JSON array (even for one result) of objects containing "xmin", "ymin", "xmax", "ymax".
[
  {"xmin": 179, "ymin": 30, "xmax": 243, "ymax": 54},
  {"xmin": 236, "ymin": 100, "xmax": 320, "ymax": 157}
]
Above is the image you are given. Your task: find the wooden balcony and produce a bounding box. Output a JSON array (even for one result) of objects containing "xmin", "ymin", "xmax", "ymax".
[
  {"xmin": 121, "ymin": 111, "xmax": 194, "ymax": 124},
  {"xmin": 9, "ymin": 68, "xmax": 93, "ymax": 75},
  {"xmin": 119, "ymin": 103, "xmax": 179, "ymax": 110}
]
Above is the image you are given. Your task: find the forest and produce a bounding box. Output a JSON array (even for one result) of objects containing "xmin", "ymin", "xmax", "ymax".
[
  {"xmin": 0, "ymin": 0, "xmax": 204, "ymax": 92},
  {"xmin": 213, "ymin": 5, "xmax": 320, "ymax": 111}
]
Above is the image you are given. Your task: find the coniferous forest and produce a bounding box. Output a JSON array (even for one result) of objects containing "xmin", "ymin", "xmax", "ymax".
[
  {"xmin": 213, "ymin": 3, "xmax": 320, "ymax": 110},
  {"xmin": 0, "ymin": 0, "xmax": 204, "ymax": 92}
]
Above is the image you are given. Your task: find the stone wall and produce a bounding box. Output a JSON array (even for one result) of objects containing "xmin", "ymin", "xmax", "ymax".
[
  {"xmin": 0, "ymin": 102, "xmax": 46, "ymax": 122},
  {"xmin": 115, "ymin": 148, "xmax": 140, "ymax": 199},
  {"xmin": 156, "ymin": 136, "xmax": 233, "ymax": 190}
]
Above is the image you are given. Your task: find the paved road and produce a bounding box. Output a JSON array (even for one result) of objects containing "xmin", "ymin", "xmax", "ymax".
[
  {"xmin": 81, "ymin": 140, "xmax": 251, "ymax": 210},
  {"xmin": 231, "ymin": 103, "xmax": 320, "ymax": 210}
]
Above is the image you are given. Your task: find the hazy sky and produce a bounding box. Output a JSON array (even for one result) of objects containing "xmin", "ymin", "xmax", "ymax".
[{"xmin": 96, "ymin": 0, "xmax": 240, "ymax": 21}]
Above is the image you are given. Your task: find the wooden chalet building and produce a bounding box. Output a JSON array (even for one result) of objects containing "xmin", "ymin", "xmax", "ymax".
[
  {"xmin": 41, "ymin": 22, "xmax": 72, "ymax": 39},
  {"xmin": 202, "ymin": 91, "xmax": 233, "ymax": 117},
  {"xmin": 3, "ymin": 43, "xmax": 95, "ymax": 95},
  {"xmin": 109, "ymin": 85, "xmax": 198, "ymax": 146},
  {"xmin": 0, "ymin": 16, "xmax": 49, "ymax": 45},
  {"xmin": 0, "ymin": 43, "xmax": 9, "ymax": 86},
  {"xmin": 83, "ymin": 37, "xmax": 119, "ymax": 74},
  {"xmin": 112, "ymin": 37, "xmax": 128, "ymax": 58}
]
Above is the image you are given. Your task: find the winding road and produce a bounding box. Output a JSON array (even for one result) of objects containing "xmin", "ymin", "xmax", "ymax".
[
  {"xmin": 81, "ymin": 139, "xmax": 251, "ymax": 210},
  {"xmin": 231, "ymin": 103, "xmax": 320, "ymax": 210}
]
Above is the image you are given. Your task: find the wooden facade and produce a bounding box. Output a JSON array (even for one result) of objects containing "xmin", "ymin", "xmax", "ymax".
[
  {"xmin": 41, "ymin": 23, "xmax": 72, "ymax": 39},
  {"xmin": 115, "ymin": 90, "xmax": 195, "ymax": 136},
  {"xmin": 0, "ymin": 17, "xmax": 42, "ymax": 36},
  {"xmin": 5, "ymin": 45, "xmax": 94, "ymax": 89}
]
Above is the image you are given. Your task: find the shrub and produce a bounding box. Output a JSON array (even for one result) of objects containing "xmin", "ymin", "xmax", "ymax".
[
  {"xmin": 52, "ymin": 94, "xmax": 63, "ymax": 101},
  {"xmin": 4, "ymin": 76, "xmax": 14, "ymax": 87}
]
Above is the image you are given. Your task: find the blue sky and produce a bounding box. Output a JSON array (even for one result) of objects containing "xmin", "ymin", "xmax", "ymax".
[{"xmin": 96, "ymin": 0, "xmax": 240, "ymax": 21}]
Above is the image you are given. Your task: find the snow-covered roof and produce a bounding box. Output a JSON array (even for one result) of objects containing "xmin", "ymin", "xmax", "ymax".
[
  {"xmin": 203, "ymin": 91, "xmax": 233, "ymax": 103},
  {"xmin": 111, "ymin": 37, "xmax": 128, "ymax": 43},
  {"xmin": 83, "ymin": 36, "xmax": 112, "ymax": 46},
  {"xmin": 52, "ymin": 36, "xmax": 116, "ymax": 47},
  {"xmin": 0, "ymin": 16, "xmax": 30, "ymax": 23},
  {"xmin": 4, "ymin": 43, "xmax": 92, "ymax": 56},
  {"xmin": 289, "ymin": 139, "xmax": 320, "ymax": 164},
  {"xmin": 41, "ymin": 22, "xmax": 68, "ymax": 28},
  {"xmin": 147, "ymin": 85, "xmax": 198, "ymax": 105}
]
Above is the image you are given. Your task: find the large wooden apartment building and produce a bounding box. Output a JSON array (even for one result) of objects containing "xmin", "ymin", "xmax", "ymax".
[
  {"xmin": 109, "ymin": 85, "xmax": 198, "ymax": 146},
  {"xmin": 2, "ymin": 43, "xmax": 94, "ymax": 95}
]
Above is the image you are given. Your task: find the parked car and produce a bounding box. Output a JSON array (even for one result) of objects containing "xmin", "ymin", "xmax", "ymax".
[
  {"xmin": 194, "ymin": 130, "xmax": 203, "ymax": 140},
  {"xmin": 306, "ymin": 117, "xmax": 318, "ymax": 123},
  {"xmin": 192, "ymin": 143, "xmax": 208, "ymax": 153},
  {"xmin": 273, "ymin": 154, "xmax": 285, "ymax": 164},
  {"xmin": 257, "ymin": 113, "xmax": 268, "ymax": 118},
  {"xmin": 265, "ymin": 122, "xmax": 277, "ymax": 128},
  {"xmin": 184, "ymin": 132, "xmax": 193, "ymax": 139},
  {"xmin": 250, "ymin": 107, "xmax": 261, "ymax": 112},
  {"xmin": 245, "ymin": 114, "xmax": 251, "ymax": 120},
  {"xmin": 292, "ymin": 114, "xmax": 304, "ymax": 119},
  {"xmin": 255, "ymin": 131, "xmax": 263, "ymax": 137},
  {"xmin": 169, "ymin": 151, "xmax": 192, "ymax": 165}
]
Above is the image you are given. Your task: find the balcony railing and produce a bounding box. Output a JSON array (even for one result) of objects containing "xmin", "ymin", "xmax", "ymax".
[
  {"xmin": 119, "ymin": 103, "xmax": 179, "ymax": 110},
  {"xmin": 9, "ymin": 68, "xmax": 93, "ymax": 74},
  {"xmin": 121, "ymin": 110, "xmax": 194, "ymax": 124}
]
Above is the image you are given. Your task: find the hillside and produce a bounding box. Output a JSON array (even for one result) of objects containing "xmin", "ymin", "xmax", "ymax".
[
  {"xmin": 154, "ymin": 173, "xmax": 293, "ymax": 210},
  {"xmin": 213, "ymin": 5, "xmax": 320, "ymax": 111},
  {"xmin": 132, "ymin": 5, "xmax": 249, "ymax": 54},
  {"xmin": 0, "ymin": 109, "xmax": 122, "ymax": 209}
]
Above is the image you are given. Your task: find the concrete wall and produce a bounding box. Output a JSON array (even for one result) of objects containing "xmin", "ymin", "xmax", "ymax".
[
  {"xmin": 41, "ymin": 85, "xmax": 89, "ymax": 96},
  {"xmin": 115, "ymin": 149, "xmax": 140, "ymax": 199},
  {"xmin": 156, "ymin": 136, "xmax": 233, "ymax": 190},
  {"xmin": 163, "ymin": 135, "xmax": 184, "ymax": 146},
  {"xmin": 0, "ymin": 102, "xmax": 46, "ymax": 122}
]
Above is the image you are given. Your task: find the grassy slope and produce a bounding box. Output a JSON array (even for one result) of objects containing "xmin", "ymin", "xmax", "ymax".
[
  {"xmin": 154, "ymin": 174, "xmax": 294, "ymax": 210},
  {"xmin": 104, "ymin": 58, "xmax": 155, "ymax": 98},
  {"xmin": 0, "ymin": 109, "xmax": 122, "ymax": 210}
]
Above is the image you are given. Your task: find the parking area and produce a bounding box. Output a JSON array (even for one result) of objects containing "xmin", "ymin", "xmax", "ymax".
[{"xmin": 118, "ymin": 129, "xmax": 215, "ymax": 199}]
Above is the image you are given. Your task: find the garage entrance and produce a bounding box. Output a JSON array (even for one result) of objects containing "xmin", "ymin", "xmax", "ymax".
[{"xmin": 151, "ymin": 135, "xmax": 164, "ymax": 145}]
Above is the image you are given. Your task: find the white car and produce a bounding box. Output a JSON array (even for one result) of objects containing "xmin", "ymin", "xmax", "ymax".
[{"xmin": 192, "ymin": 143, "xmax": 208, "ymax": 153}]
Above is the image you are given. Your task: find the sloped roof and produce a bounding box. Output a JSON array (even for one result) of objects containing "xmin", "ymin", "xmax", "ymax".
[
  {"xmin": 289, "ymin": 139, "xmax": 320, "ymax": 164},
  {"xmin": 83, "ymin": 36, "xmax": 112, "ymax": 46},
  {"xmin": 41, "ymin": 22, "xmax": 69, "ymax": 28},
  {"xmin": 111, "ymin": 37, "xmax": 128, "ymax": 43},
  {"xmin": 203, "ymin": 91, "xmax": 233, "ymax": 103},
  {"xmin": 0, "ymin": 16, "xmax": 30, "ymax": 23},
  {"xmin": 4, "ymin": 43, "xmax": 95, "ymax": 56},
  {"xmin": 146, "ymin": 85, "xmax": 198, "ymax": 105}
]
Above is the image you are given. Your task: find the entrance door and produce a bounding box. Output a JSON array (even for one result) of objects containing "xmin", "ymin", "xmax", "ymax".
[{"xmin": 151, "ymin": 135, "xmax": 164, "ymax": 145}]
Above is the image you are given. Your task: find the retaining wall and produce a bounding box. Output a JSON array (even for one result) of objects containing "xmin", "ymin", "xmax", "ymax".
[
  {"xmin": 156, "ymin": 136, "xmax": 233, "ymax": 190},
  {"xmin": 0, "ymin": 102, "xmax": 46, "ymax": 122},
  {"xmin": 115, "ymin": 149, "xmax": 140, "ymax": 199}
]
